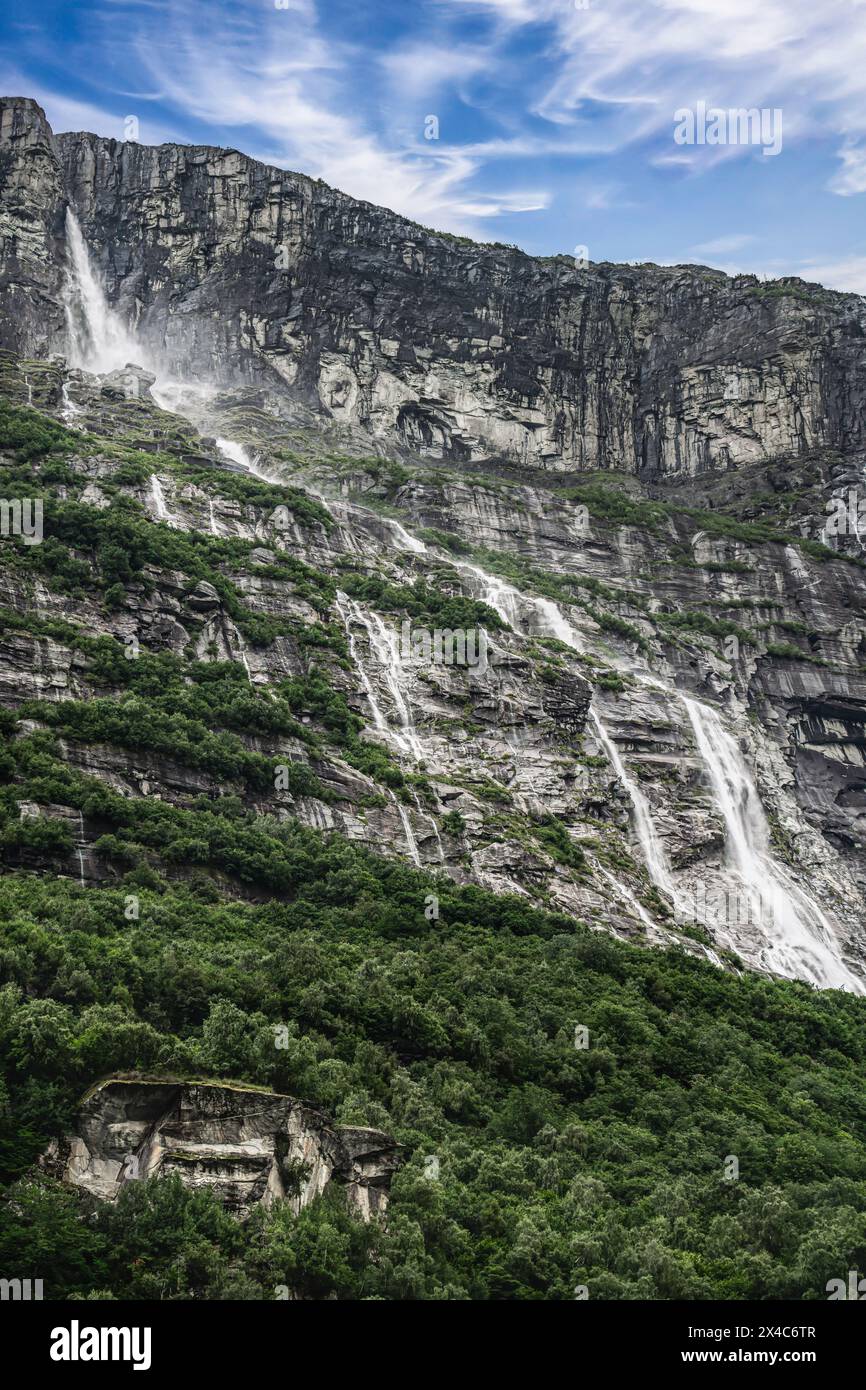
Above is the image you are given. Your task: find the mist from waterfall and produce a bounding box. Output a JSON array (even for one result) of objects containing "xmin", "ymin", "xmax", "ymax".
[{"xmin": 62, "ymin": 209, "xmax": 147, "ymax": 375}]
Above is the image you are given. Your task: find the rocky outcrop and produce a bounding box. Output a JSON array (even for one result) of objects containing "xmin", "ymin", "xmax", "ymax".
[
  {"xmin": 2, "ymin": 96, "xmax": 866, "ymax": 476},
  {"xmin": 0, "ymin": 98, "xmax": 66, "ymax": 355},
  {"xmin": 44, "ymin": 1079, "xmax": 400, "ymax": 1219}
]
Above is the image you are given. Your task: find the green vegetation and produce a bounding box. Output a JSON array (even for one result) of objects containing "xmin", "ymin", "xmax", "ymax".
[
  {"xmin": 340, "ymin": 572, "xmax": 506, "ymax": 634},
  {"xmin": 0, "ymin": 400, "xmax": 82, "ymax": 464},
  {"xmin": 765, "ymin": 642, "xmax": 829, "ymax": 667},
  {"xmin": 3, "ymin": 371, "xmax": 866, "ymax": 1303},
  {"xmin": 2, "ymin": 858, "xmax": 866, "ymax": 1299},
  {"xmin": 561, "ymin": 481, "xmax": 865, "ymax": 571}
]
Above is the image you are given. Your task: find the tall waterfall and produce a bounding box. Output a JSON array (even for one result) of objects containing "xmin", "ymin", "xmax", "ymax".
[
  {"xmin": 57, "ymin": 223, "xmax": 862, "ymax": 992},
  {"xmin": 683, "ymin": 697, "xmax": 862, "ymax": 993},
  {"xmin": 62, "ymin": 209, "xmax": 145, "ymax": 374}
]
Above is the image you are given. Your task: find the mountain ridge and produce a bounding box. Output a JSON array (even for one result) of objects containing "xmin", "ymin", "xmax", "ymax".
[{"xmin": 4, "ymin": 95, "xmax": 866, "ymax": 477}]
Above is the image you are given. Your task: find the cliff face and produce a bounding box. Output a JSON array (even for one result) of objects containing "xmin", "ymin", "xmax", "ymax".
[
  {"xmin": 2, "ymin": 96, "xmax": 866, "ymax": 477},
  {"xmin": 0, "ymin": 98, "xmax": 67, "ymax": 354},
  {"xmin": 1, "ymin": 94, "xmax": 866, "ymax": 998},
  {"xmin": 43, "ymin": 1079, "xmax": 399, "ymax": 1218}
]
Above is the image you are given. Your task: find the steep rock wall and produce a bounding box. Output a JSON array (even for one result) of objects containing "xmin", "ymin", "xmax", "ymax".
[{"xmin": 2, "ymin": 97, "xmax": 866, "ymax": 476}]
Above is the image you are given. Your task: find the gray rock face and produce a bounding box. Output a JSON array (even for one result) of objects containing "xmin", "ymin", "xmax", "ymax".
[
  {"xmin": 2, "ymin": 95, "xmax": 866, "ymax": 991},
  {"xmin": 0, "ymin": 97, "xmax": 66, "ymax": 355},
  {"xmin": 45, "ymin": 1079, "xmax": 399, "ymax": 1219},
  {"xmin": 3, "ymin": 95, "xmax": 866, "ymax": 476}
]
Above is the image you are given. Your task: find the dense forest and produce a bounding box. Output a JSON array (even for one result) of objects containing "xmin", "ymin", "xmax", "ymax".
[
  {"xmin": 2, "ymin": 857, "xmax": 866, "ymax": 1300},
  {"xmin": 1, "ymin": 377, "xmax": 866, "ymax": 1302}
]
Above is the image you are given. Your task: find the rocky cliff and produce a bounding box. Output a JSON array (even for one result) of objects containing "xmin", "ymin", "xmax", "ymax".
[
  {"xmin": 42, "ymin": 1079, "xmax": 399, "ymax": 1218},
  {"xmin": 1, "ymin": 93, "xmax": 866, "ymax": 1003},
  {"xmin": 2, "ymin": 96, "xmax": 866, "ymax": 476}
]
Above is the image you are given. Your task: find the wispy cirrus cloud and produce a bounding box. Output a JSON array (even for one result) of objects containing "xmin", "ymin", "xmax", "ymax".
[{"xmin": 0, "ymin": 0, "xmax": 864, "ymax": 284}]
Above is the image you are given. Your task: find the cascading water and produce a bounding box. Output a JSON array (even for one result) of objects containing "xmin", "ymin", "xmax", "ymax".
[
  {"xmin": 364, "ymin": 611, "xmax": 425, "ymax": 760},
  {"xmin": 62, "ymin": 209, "xmax": 145, "ymax": 375},
  {"xmin": 335, "ymin": 592, "xmax": 422, "ymax": 861},
  {"xmin": 58, "ymin": 215, "xmax": 862, "ymax": 991},
  {"xmin": 215, "ymin": 438, "xmax": 274, "ymax": 482},
  {"xmin": 334, "ymin": 592, "xmax": 423, "ymax": 760},
  {"xmin": 683, "ymin": 697, "xmax": 862, "ymax": 993},
  {"xmin": 445, "ymin": 553, "xmax": 683, "ymax": 910},
  {"xmin": 588, "ymin": 708, "xmax": 683, "ymax": 909},
  {"xmin": 329, "ymin": 497, "xmax": 866, "ymax": 988},
  {"xmin": 148, "ymin": 474, "xmax": 172, "ymax": 524},
  {"xmin": 60, "ymin": 381, "xmax": 82, "ymax": 424}
]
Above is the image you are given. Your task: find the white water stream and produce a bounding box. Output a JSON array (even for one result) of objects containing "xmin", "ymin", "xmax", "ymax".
[
  {"xmin": 63, "ymin": 210, "xmax": 145, "ymax": 375},
  {"xmin": 683, "ymin": 697, "xmax": 862, "ymax": 992},
  {"xmin": 60, "ymin": 212, "xmax": 863, "ymax": 990}
]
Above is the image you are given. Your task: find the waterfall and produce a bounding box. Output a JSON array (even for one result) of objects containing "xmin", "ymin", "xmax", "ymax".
[
  {"xmin": 208, "ymin": 498, "xmax": 217, "ymax": 535},
  {"xmin": 62, "ymin": 209, "xmax": 145, "ymax": 375},
  {"xmin": 335, "ymin": 592, "xmax": 390, "ymax": 732},
  {"xmin": 588, "ymin": 709, "xmax": 682, "ymax": 907},
  {"xmin": 60, "ymin": 381, "xmax": 82, "ymax": 424},
  {"xmin": 59, "ymin": 232, "xmax": 858, "ymax": 991},
  {"xmin": 25, "ymin": 376, "xmax": 33, "ymax": 407},
  {"xmin": 216, "ymin": 438, "xmax": 274, "ymax": 483},
  {"xmin": 394, "ymin": 796, "xmax": 422, "ymax": 866},
  {"xmin": 683, "ymin": 697, "xmax": 863, "ymax": 993},
  {"xmin": 148, "ymin": 474, "xmax": 172, "ymax": 524},
  {"xmin": 231, "ymin": 625, "xmax": 254, "ymax": 682},
  {"xmin": 364, "ymin": 611, "xmax": 424, "ymax": 760},
  {"xmin": 335, "ymin": 592, "xmax": 423, "ymax": 759},
  {"xmin": 424, "ymin": 808, "xmax": 446, "ymax": 863}
]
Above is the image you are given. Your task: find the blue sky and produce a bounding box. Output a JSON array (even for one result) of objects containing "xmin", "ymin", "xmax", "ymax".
[{"xmin": 3, "ymin": 0, "xmax": 866, "ymax": 291}]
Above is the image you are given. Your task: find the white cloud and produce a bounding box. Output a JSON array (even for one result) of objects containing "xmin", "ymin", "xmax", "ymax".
[
  {"xmin": 691, "ymin": 234, "xmax": 755, "ymax": 255},
  {"xmin": 793, "ymin": 255, "xmax": 866, "ymax": 294},
  {"xmin": 441, "ymin": 0, "xmax": 866, "ymax": 189},
  {"xmin": 113, "ymin": 0, "xmax": 544, "ymax": 235},
  {"xmin": 828, "ymin": 141, "xmax": 866, "ymax": 196}
]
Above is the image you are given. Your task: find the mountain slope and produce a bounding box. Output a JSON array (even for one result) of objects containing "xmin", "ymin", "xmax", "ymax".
[{"xmin": 2, "ymin": 96, "xmax": 866, "ymax": 1302}]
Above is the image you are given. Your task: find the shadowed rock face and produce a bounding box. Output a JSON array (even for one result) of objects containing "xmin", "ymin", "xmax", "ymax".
[
  {"xmin": 2, "ymin": 95, "xmax": 866, "ymax": 476},
  {"xmin": 44, "ymin": 1080, "xmax": 400, "ymax": 1219}
]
